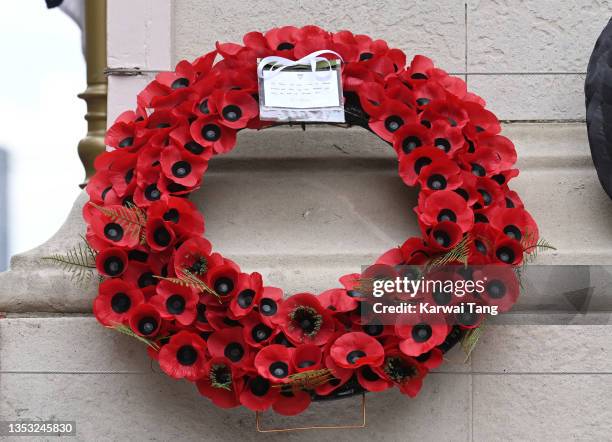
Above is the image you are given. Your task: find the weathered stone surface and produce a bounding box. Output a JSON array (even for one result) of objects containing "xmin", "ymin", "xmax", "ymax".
[
  {"xmin": 468, "ymin": 74, "xmax": 586, "ymax": 120},
  {"xmin": 0, "ymin": 317, "xmax": 152, "ymax": 373},
  {"xmin": 473, "ymin": 374, "xmax": 612, "ymax": 441},
  {"xmin": 467, "ymin": 0, "xmax": 609, "ymax": 72},
  {"xmin": 0, "ymin": 372, "xmax": 470, "ymax": 441},
  {"xmin": 471, "ymin": 325, "xmax": 612, "ymax": 373},
  {"xmin": 173, "ymin": 0, "xmax": 467, "ymax": 72}
]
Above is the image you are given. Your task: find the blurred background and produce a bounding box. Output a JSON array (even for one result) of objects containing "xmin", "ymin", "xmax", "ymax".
[{"xmin": 0, "ymin": 1, "xmax": 85, "ymax": 269}]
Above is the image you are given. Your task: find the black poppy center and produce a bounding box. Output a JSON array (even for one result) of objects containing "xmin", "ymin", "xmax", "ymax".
[
  {"xmin": 437, "ymin": 209, "xmax": 457, "ymax": 223},
  {"xmin": 166, "ymin": 294, "xmax": 186, "ymax": 315},
  {"xmin": 118, "ymin": 136, "xmax": 134, "ymax": 148},
  {"xmin": 277, "ymin": 42, "xmax": 295, "ymax": 51},
  {"xmin": 384, "ymin": 115, "xmax": 404, "ymax": 132},
  {"xmin": 411, "ymin": 72, "xmax": 428, "ymax": 80},
  {"xmin": 434, "ymin": 230, "xmax": 451, "ymax": 247},
  {"xmin": 104, "ymin": 256, "xmax": 124, "ymax": 276},
  {"xmin": 359, "ymin": 52, "xmax": 374, "ymax": 61},
  {"xmin": 145, "ymin": 184, "xmax": 161, "ymax": 201},
  {"xmin": 487, "ymin": 280, "xmax": 507, "ymax": 299},
  {"xmin": 347, "ymin": 350, "xmax": 366, "ymax": 365},
  {"xmin": 496, "ymin": 246, "xmax": 515, "ymax": 263},
  {"xmin": 104, "ymin": 223, "xmax": 124, "ymax": 241},
  {"xmin": 471, "ymin": 163, "xmax": 486, "ymax": 177},
  {"xmin": 363, "ymin": 323, "xmax": 384, "ymax": 336},
  {"xmin": 111, "ymin": 292, "xmax": 131, "ymax": 313},
  {"xmin": 434, "ymin": 138, "xmax": 451, "ymax": 153},
  {"xmin": 402, "ymin": 135, "xmax": 422, "ymax": 154},
  {"xmin": 163, "ymin": 208, "xmax": 180, "ymax": 223},
  {"xmin": 260, "ymin": 298, "xmax": 278, "ymax": 316},
  {"xmin": 252, "ymin": 323, "xmax": 272, "ymax": 342},
  {"xmin": 171, "ymin": 77, "xmax": 190, "ymax": 89},
  {"xmin": 196, "ymin": 303, "xmax": 207, "ymax": 323},
  {"xmin": 222, "ymin": 105, "xmax": 242, "ymax": 122},
  {"xmin": 172, "ymin": 161, "xmax": 192, "ymax": 178},
  {"xmin": 269, "ymin": 361, "xmax": 289, "ymax": 378},
  {"xmin": 433, "ymin": 289, "xmax": 452, "ymax": 305},
  {"xmin": 361, "ymin": 365, "xmax": 380, "ymax": 382},
  {"xmin": 291, "ymin": 306, "xmax": 322, "ymax": 336},
  {"xmin": 198, "ymin": 99, "xmax": 210, "ymax": 114},
  {"xmin": 185, "ymin": 140, "xmax": 204, "ymax": 155},
  {"xmin": 138, "ymin": 316, "xmax": 157, "ymax": 335},
  {"xmin": 224, "ymin": 342, "xmax": 244, "ymax": 362},
  {"xmin": 414, "ymin": 157, "xmax": 432, "ymax": 174},
  {"xmin": 153, "ymin": 226, "xmax": 171, "ymax": 246},
  {"xmin": 504, "ymin": 225, "xmax": 522, "ymax": 240},
  {"xmin": 125, "ymin": 168, "xmax": 134, "ymax": 184},
  {"xmin": 214, "ymin": 277, "xmax": 234, "ymax": 296},
  {"xmin": 250, "ymin": 376, "xmax": 270, "ymax": 396},
  {"xmin": 176, "ymin": 345, "xmax": 198, "ymax": 366},
  {"xmin": 237, "ymin": 289, "xmax": 255, "ymax": 308},
  {"xmin": 137, "ymin": 272, "xmax": 157, "ymax": 288},
  {"xmin": 384, "ymin": 357, "xmax": 417, "ymax": 382},
  {"xmin": 201, "ymin": 124, "xmax": 221, "ymax": 142},
  {"xmin": 412, "ymin": 323, "xmax": 433, "ymax": 342},
  {"xmin": 475, "ymin": 239, "xmax": 487, "ymax": 254},
  {"xmin": 416, "ymin": 97, "xmax": 430, "ymax": 106},
  {"xmin": 427, "ymin": 174, "xmax": 447, "ymax": 190},
  {"xmin": 478, "ymin": 189, "xmax": 492, "ymax": 206}
]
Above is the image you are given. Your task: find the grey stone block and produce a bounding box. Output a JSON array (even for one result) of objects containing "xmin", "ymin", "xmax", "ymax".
[{"xmin": 473, "ymin": 374, "xmax": 612, "ymax": 441}]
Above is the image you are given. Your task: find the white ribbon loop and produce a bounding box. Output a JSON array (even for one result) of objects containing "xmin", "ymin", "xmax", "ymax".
[{"xmin": 257, "ymin": 50, "xmax": 344, "ymax": 81}]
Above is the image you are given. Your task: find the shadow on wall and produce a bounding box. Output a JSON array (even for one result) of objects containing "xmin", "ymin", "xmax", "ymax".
[{"xmin": 0, "ymin": 148, "xmax": 7, "ymax": 271}]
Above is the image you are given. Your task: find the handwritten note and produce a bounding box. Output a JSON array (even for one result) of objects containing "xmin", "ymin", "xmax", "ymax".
[{"xmin": 262, "ymin": 70, "xmax": 341, "ymax": 109}]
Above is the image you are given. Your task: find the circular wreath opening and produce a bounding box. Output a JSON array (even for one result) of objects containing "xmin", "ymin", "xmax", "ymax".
[{"xmin": 85, "ymin": 25, "xmax": 539, "ymax": 416}]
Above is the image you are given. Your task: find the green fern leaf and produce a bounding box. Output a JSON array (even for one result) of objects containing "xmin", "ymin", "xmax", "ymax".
[
  {"xmin": 42, "ymin": 240, "xmax": 97, "ymax": 286},
  {"xmin": 461, "ymin": 320, "xmax": 486, "ymax": 362}
]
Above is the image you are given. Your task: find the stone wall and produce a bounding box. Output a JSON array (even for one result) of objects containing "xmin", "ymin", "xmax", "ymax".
[{"xmin": 2, "ymin": 1, "xmax": 612, "ymax": 440}]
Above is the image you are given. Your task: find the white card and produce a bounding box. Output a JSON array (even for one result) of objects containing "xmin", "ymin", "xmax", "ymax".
[{"xmin": 262, "ymin": 70, "xmax": 341, "ymax": 109}]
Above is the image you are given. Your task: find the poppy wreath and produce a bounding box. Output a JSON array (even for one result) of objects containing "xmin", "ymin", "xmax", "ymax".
[{"xmin": 84, "ymin": 25, "xmax": 539, "ymax": 416}]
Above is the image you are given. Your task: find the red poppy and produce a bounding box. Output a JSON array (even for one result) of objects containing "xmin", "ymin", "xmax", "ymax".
[
  {"xmin": 144, "ymin": 217, "xmax": 176, "ymax": 252},
  {"xmin": 169, "ymin": 124, "xmax": 214, "ymax": 159},
  {"xmin": 396, "ymin": 315, "xmax": 449, "ymax": 357},
  {"xmin": 254, "ymin": 344, "xmax": 294, "ymax": 383},
  {"xmin": 369, "ymin": 99, "xmax": 417, "ymax": 142},
  {"xmin": 173, "ymin": 237, "xmax": 217, "ymax": 277},
  {"xmin": 415, "ymin": 347, "xmax": 444, "ymax": 370},
  {"xmin": 376, "ymin": 350, "xmax": 428, "ymax": 397},
  {"xmin": 417, "ymin": 158, "xmax": 462, "ymax": 192},
  {"xmin": 375, "ymin": 247, "xmax": 405, "ymax": 266},
  {"xmin": 463, "ymin": 102, "xmax": 501, "ymax": 136},
  {"xmin": 417, "ymin": 190, "xmax": 474, "ymax": 232},
  {"xmin": 196, "ymin": 357, "xmax": 243, "ymax": 408},
  {"xmin": 128, "ymin": 303, "xmax": 162, "ymax": 338},
  {"xmin": 239, "ymin": 375, "xmax": 280, "ymax": 412},
  {"xmin": 104, "ymin": 110, "xmax": 149, "ymax": 152},
  {"xmin": 138, "ymin": 60, "xmax": 196, "ymax": 109},
  {"xmin": 229, "ymin": 272, "xmax": 263, "ymax": 318},
  {"xmin": 493, "ymin": 236, "xmax": 524, "ymax": 265},
  {"xmin": 158, "ymin": 330, "xmax": 207, "ymax": 380},
  {"xmin": 330, "ymin": 332, "xmax": 384, "ymax": 369},
  {"xmin": 120, "ymin": 260, "xmax": 160, "ymax": 297},
  {"xmin": 276, "ymin": 293, "xmax": 335, "ymax": 346},
  {"xmin": 207, "ymin": 327, "xmax": 251, "ymax": 368},
  {"xmin": 242, "ymin": 312, "xmax": 278, "ymax": 347},
  {"xmin": 429, "ymin": 120, "xmax": 465, "ymax": 156},
  {"xmin": 88, "ymin": 204, "xmax": 141, "ymax": 249},
  {"xmin": 314, "ymin": 354, "xmax": 354, "ymax": 396},
  {"xmin": 398, "ymin": 146, "xmax": 448, "ymax": 186},
  {"xmin": 106, "ymin": 151, "xmax": 138, "ymax": 198},
  {"xmin": 399, "ymin": 237, "xmax": 434, "ymax": 264},
  {"xmin": 357, "ymin": 365, "xmax": 393, "ymax": 392},
  {"xmin": 461, "ymin": 147, "xmax": 503, "ymax": 178},
  {"xmin": 490, "ymin": 207, "xmax": 539, "ymax": 248},
  {"xmin": 357, "ymin": 81, "xmax": 386, "ymax": 116},
  {"xmin": 317, "ymin": 288, "xmax": 358, "ymax": 313},
  {"xmin": 392, "ymin": 122, "xmax": 434, "ymax": 157},
  {"xmin": 209, "ymin": 89, "xmax": 258, "ymax": 129},
  {"xmin": 93, "ymin": 278, "xmax": 145, "ymax": 326},
  {"xmin": 473, "ymin": 265, "xmax": 520, "ymax": 312},
  {"xmin": 149, "ymin": 280, "xmax": 199, "ymax": 326},
  {"xmin": 426, "ymin": 221, "xmax": 464, "ymax": 252},
  {"xmin": 205, "ymin": 263, "xmax": 240, "ymax": 302},
  {"xmin": 257, "ymin": 287, "xmax": 283, "ymax": 327},
  {"xmin": 292, "ymin": 344, "xmax": 323, "ymax": 372},
  {"xmin": 272, "ymin": 389, "xmax": 312, "ymax": 416},
  {"xmin": 147, "ymin": 196, "xmax": 205, "ymax": 239},
  {"xmin": 160, "ymin": 144, "xmax": 208, "ymax": 188},
  {"xmin": 190, "ymin": 115, "xmax": 237, "ymax": 154},
  {"xmin": 95, "ymin": 247, "xmax": 128, "ymax": 278}
]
